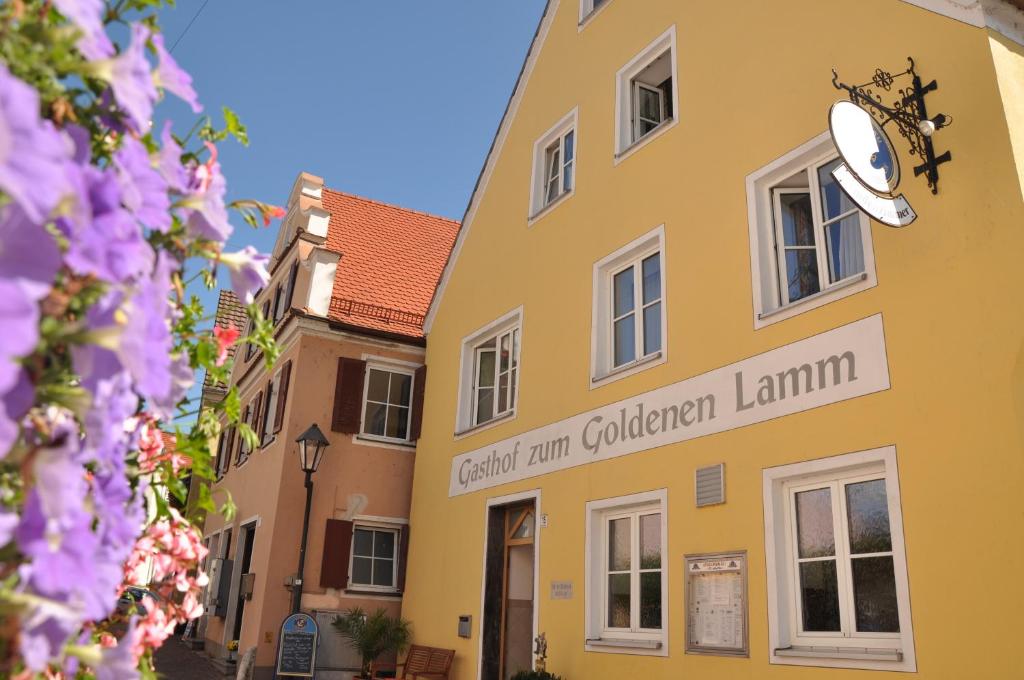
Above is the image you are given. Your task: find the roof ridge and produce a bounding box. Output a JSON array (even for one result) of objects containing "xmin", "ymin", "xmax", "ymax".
[{"xmin": 322, "ymin": 187, "xmax": 461, "ymax": 226}]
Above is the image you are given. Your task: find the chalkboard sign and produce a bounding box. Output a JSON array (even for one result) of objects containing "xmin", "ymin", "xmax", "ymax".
[{"xmin": 275, "ymin": 613, "xmax": 319, "ymax": 677}]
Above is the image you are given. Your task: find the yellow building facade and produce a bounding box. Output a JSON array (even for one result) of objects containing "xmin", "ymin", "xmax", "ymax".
[{"xmin": 402, "ymin": 1, "xmax": 1024, "ymax": 679}]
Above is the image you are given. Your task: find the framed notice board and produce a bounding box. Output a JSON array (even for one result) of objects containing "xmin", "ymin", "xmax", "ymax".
[
  {"xmin": 276, "ymin": 612, "xmax": 319, "ymax": 677},
  {"xmin": 684, "ymin": 551, "xmax": 748, "ymax": 657}
]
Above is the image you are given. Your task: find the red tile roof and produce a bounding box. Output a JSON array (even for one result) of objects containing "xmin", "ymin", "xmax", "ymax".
[
  {"xmin": 320, "ymin": 189, "xmax": 460, "ymax": 338},
  {"xmin": 203, "ymin": 290, "xmax": 247, "ymax": 392}
]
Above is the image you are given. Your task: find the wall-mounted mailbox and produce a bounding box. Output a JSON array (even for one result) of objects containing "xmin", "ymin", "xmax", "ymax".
[
  {"xmin": 458, "ymin": 615, "xmax": 472, "ymax": 639},
  {"xmin": 240, "ymin": 572, "xmax": 256, "ymax": 601}
]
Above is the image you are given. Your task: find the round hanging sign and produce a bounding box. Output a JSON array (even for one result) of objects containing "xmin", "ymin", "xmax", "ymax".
[{"xmin": 829, "ymin": 100, "xmax": 901, "ymax": 195}]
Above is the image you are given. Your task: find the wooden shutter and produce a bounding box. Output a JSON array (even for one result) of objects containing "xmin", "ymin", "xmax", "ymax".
[
  {"xmin": 331, "ymin": 357, "xmax": 366, "ymax": 433},
  {"xmin": 250, "ymin": 392, "xmax": 263, "ymax": 452},
  {"xmin": 236, "ymin": 404, "xmax": 250, "ymax": 462},
  {"xmin": 695, "ymin": 463, "xmax": 725, "ymax": 507},
  {"xmin": 409, "ymin": 365, "xmax": 427, "ymax": 441},
  {"xmin": 320, "ymin": 519, "xmax": 354, "ymax": 589},
  {"xmin": 397, "ymin": 525, "xmax": 411, "ymax": 591},
  {"xmin": 274, "ymin": 360, "xmax": 292, "ymax": 434},
  {"xmin": 222, "ymin": 427, "xmax": 235, "ymax": 475}
]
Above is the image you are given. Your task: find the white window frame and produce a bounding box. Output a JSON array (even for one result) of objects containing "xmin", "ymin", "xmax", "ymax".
[
  {"xmin": 591, "ymin": 226, "xmax": 666, "ymax": 388},
  {"xmin": 359, "ymin": 362, "xmax": 416, "ymax": 444},
  {"xmin": 585, "ymin": 488, "xmax": 668, "ymax": 656},
  {"xmin": 529, "ymin": 107, "xmax": 578, "ymax": 224},
  {"xmin": 455, "ymin": 307, "xmax": 523, "ymax": 437},
  {"xmin": 578, "ymin": 0, "xmax": 612, "ymax": 28},
  {"xmin": 763, "ymin": 446, "xmax": 916, "ymax": 672},
  {"xmin": 746, "ymin": 131, "xmax": 878, "ymax": 329},
  {"xmin": 614, "ymin": 26, "xmax": 678, "ymax": 163},
  {"xmin": 348, "ymin": 522, "xmax": 401, "ymax": 593}
]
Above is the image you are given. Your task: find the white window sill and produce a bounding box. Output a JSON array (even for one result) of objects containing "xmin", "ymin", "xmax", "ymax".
[
  {"xmin": 454, "ymin": 409, "xmax": 517, "ymax": 440},
  {"xmin": 355, "ymin": 434, "xmax": 414, "ymax": 449},
  {"xmin": 578, "ymin": 0, "xmax": 613, "ymax": 31},
  {"xmin": 614, "ymin": 118, "xmax": 677, "ymax": 166},
  {"xmin": 528, "ymin": 189, "xmax": 574, "ymax": 227},
  {"xmin": 345, "ymin": 585, "xmax": 401, "ymax": 597},
  {"xmin": 774, "ymin": 646, "xmax": 902, "ymax": 662},
  {"xmin": 585, "ymin": 637, "xmax": 663, "ymax": 654},
  {"xmin": 758, "ymin": 272, "xmax": 869, "ymax": 322},
  {"xmin": 591, "ymin": 351, "xmax": 663, "ymax": 389}
]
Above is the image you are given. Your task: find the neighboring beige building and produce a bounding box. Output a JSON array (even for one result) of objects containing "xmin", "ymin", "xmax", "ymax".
[{"xmin": 199, "ymin": 172, "xmax": 459, "ymax": 680}]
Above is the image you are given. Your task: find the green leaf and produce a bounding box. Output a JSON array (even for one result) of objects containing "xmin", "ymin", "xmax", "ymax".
[
  {"xmin": 219, "ymin": 490, "xmax": 237, "ymax": 523},
  {"xmin": 223, "ymin": 106, "xmax": 249, "ymax": 146},
  {"xmin": 197, "ymin": 483, "xmax": 216, "ymax": 514}
]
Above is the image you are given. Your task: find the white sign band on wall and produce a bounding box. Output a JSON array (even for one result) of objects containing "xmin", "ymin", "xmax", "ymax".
[{"xmin": 449, "ymin": 314, "xmax": 891, "ymax": 496}]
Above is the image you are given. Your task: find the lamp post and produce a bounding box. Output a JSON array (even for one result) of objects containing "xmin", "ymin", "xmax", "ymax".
[{"xmin": 291, "ymin": 423, "xmax": 330, "ymax": 614}]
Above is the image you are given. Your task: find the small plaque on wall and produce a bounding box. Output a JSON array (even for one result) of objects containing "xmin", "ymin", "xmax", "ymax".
[{"xmin": 685, "ymin": 551, "xmax": 748, "ymax": 657}]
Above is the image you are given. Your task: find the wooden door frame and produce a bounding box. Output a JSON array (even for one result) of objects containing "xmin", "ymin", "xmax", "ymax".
[
  {"xmin": 497, "ymin": 503, "xmax": 535, "ymax": 679},
  {"xmin": 478, "ymin": 489, "xmax": 541, "ymax": 680}
]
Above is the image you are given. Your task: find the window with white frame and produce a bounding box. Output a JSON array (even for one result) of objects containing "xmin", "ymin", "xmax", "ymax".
[
  {"xmin": 586, "ymin": 490, "xmax": 667, "ymax": 654},
  {"xmin": 763, "ymin": 447, "xmax": 915, "ymax": 672},
  {"xmin": 457, "ymin": 309, "xmax": 522, "ymax": 432},
  {"xmin": 579, "ymin": 0, "xmax": 609, "ymax": 23},
  {"xmin": 349, "ymin": 526, "xmax": 398, "ymax": 590},
  {"xmin": 615, "ymin": 27, "xmax": 677, "ymax": 156},
  {"xmin": 592, "ymin": 227, "xmax": 665, "ymax": 384},
  {"xmin": 530, "ymin": 109, "xmax": 577, "ymax": 218},
  {"xmin": 361, "ymin": 367, "xmax": 413, "ymax": 442},
  {"xmin": 747, "ymin": 133, "xmax": 876, "ymax": 328}
]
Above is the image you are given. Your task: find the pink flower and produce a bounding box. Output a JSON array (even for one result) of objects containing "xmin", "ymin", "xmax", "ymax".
[
  {"xmin": 262, "ymin": 204, "xmax": 286, "ymax": 226},
  {"xmin": 213, "ymin": 324, "xmax": 240, "ymax": 367}
]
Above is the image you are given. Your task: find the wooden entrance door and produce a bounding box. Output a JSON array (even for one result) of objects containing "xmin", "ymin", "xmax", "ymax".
[{"xmin": 482, "ymin": 502, "xmax": 536, "ymax": 680}]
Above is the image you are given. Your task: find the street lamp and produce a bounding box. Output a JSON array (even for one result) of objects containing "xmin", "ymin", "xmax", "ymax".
[{"xmin": 291, "ymin": 423, "xmax": 330, "ymax": 613}]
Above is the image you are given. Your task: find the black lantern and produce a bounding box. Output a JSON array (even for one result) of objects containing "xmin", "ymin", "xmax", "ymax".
[{"xmin": 295, "ymin": 423, "xmax": 329, "ymax": 473}]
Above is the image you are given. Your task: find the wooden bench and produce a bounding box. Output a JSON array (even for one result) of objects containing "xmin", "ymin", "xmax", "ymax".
[{"xmin": 369, "ymin": 644, "xmax": 455, "ymax": 679}]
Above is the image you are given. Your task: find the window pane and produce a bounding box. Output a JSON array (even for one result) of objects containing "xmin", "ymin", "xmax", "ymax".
[
  {"xmin": 639, "ymin": 513, "xmax": 661, "ymax": 569},
  {"xmin": 641, "ymin": 254, "xmax": 660, "ymax": 304},
  {"xmin": 780, "ymin": 193, "xmax": 815, "ymax": 247},
  {"xmin": 374, "ymin": 531, "xmax": 395, "ymax": 559},
  {"xmin": 563, "ymin": 130, "xmax": 574, "ymax": 163},
  {"xmin": 851, "ymin": 556, "xmax": 900, "ymax": 633},
  {"xmin": 637, "ymin": 86, "xmax": 661, "ymax": 123},
  {"xmin": 613, "ymin": 267, "xmax": 634, "ymax": 317},
  {"xmin": 353, "ymin": 529, "xmax": 373, "ymax": 557},
  {"xmin": 640, "ymin": 571, "xmax": 662, "ymax": 629},
  {"xmin": 363, "ymin": 402, "xmax": 386, "ymax": 437},
  {"xmin": 799, "ymin": 560, "xmax": 841, "ymax": 632},
  {"xmin": 372, "ymin": 558, "xmax": 394, "ymax": 587},
  {"xmin": 785, "ymin": 250, "xmax": 821, "ymax": 302},
  {"xmin": 795, "ymin": 488, "xmax": 835, "ymax": 558},
  {"xmin": 475, "ymin": 388, "xmax": 494, "ymax": 425},
  {"xmin": 613, "ymin": 316, "xmax": 636, "ymax": 367},
  {"xmin": 608, "ymin": 518, "xmax": 630, "ymax": 571},
  {"xmin": 563, "ymin": 160, "xmax": 573, "ymax": 193},
  {"xmin": 818, "ymin": 158, "xmax": 856, "ymax": 220},
  {"xmin": 607, "ymin": 573, "xmax": 631, "ymax": 628},
  {"xmin": 511, "ymin": 329, "xmax": 519, "ymax": 369},
  {"xmin": 352, "ymin": 556, "xmax": 372, "ymax": 584},
  {"xmin": 845, "ymin": 479, "xmax": 892, "ymax": 554},
  {"xmin": 389, "ymin": 372, "xmax": 412, "ymax": 407},
  {"xmin": 477, "ymin": 349, "xmax": 496, "ymax": 387},
  {"xmin": 642, "ymin": 302, "xmax": 661, "ymax": 356},
  {"xmin": 825, "ymin": 214, "xmax": 865, "ymax": 283},
  {"xmin": 512, "ymin": 511, "xmax": 535, "ymax": 539},
  {"xmin": 499, "ymin": 333, "xmax": 510, "ymax": 372},
  {"xmin": 509, "ymin": 368, "xmax": 517, "ymax": 410},
  {"xmin": 498, "ymin": 373, "xmax": 509, "ymax": 414},
  {"xmin": 367, "ymin": 369, "xmax": 389, "ymax": 403},
  {"xmin": 386, "ymin": 406, "xmax": 409, "ymax": 440}
]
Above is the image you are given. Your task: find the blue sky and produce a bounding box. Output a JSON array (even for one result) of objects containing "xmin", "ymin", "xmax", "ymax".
[{"xmin": 154, "ymin": 1, "xmax": 547, "ymax": 422}]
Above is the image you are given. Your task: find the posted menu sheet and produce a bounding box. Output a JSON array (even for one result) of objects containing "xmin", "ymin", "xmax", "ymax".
[{"xmin": 685, "ymin": 553, "xmax": 747, "ymax": 656}]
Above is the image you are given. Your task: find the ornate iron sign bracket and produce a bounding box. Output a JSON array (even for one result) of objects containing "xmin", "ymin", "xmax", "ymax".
[{"xmin": 832, "ymin": 58, "xmax": 952, "ymax": 194}]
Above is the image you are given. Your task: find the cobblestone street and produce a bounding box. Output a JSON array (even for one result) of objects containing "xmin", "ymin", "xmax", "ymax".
[{"xmin": 154, "ymin": 639, "xmax": 224, "ymax": 680}]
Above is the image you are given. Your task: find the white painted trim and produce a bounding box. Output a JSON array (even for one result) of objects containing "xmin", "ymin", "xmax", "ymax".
[
  {"xmin": 590, "ymin": 225, "xmax": 667, "ymax": 388},
  {"xmin": 455, "ymin": 306, "xmax": 525, "ymax": 435},
  {"xmin": 477, "ymin": 489, "xmax": 542, "ymax": 680},
  {"xmin": 613, "ymin": 26, "xmax": 678, "ymax": 160},
  {"xmin": 762, "ymin": 445, "xmax": 916, "ymax": 672},
  {"xmin": 898, "ymin": 0, "xmax": 1024, "ymax": 46},
  {"xmin": 347, "ymin": 523, "xmax": 401, "ymax": 592},
  {"xmin": 529, "ymin": 106, "xmax": 579, "ymax": 225},
  {"xmin": 424, "ymin": 2, "xmax": 560, "ymax": 335},
  {"xmin": 745, "ymin": 132, "xmax": 877, "ymax": 330},
  {"xmin": 352, "ymin": 514, "xmax": 409, "ymax": 526},
  {"xmin": 578, "ymin": 0, "xmax": 613, "ymax": 30},
  {"xmin": 359, "ymin": 359, "xmax": 418, "ymax": 444},
  {"xmin": 584, "ymin": 488, "xmax": 668, "ymax": 656}
]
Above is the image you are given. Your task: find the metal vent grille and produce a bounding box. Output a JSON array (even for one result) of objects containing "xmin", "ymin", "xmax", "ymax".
[{"xmin": 695, "ymin": 463, "xmax": 725, "ymax": 507}]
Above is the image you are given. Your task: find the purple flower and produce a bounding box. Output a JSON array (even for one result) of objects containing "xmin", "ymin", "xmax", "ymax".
[
  {"xmin": 95, "ymin": 622, "xmax": 140, "ymax": 680},
  {"xmin": 18, "ymin": 610, "xmax": 78, "ymax": 672},
  {"xmin": 53, "ymin": 0, "xmax": 114, "ymax": 60},
  {"xmin": 158, "ymin": 122, "xmax": 188, "ymax": 193},
  {"xmin": 0, "ymin": 507, "xmax": 17, "ymax": 547},
  {"xmin": 97, "ymin": 24, "xmax": 157, "ymax": 132},
  {"xmin": 181, "ymin": 144, "xmax": 232, "ymax": 242},
  {"xmin": 152, "ymin": 33, "xmax": 201, "ymax": 113},
  {"xmin": 220, "ymin": 246, "xmax": 270, "ymax": 304},
  {"xmin": 0, "ymin": 203, "xmax": 61, "ymax": 301},
  {"xmin": 28, "ymin": 412, "xmax": 88, "ymax": 521},
  {"xmin": 0, "ymin": 280, "xmax": 39, "ymax": 394},
  {"xmin": 82, "ymin": 372, "xmax": 137, "ymax": 471},
  {"xmin": 17, "ymin": 493, "xmax": 97, "ymax": 599},
  {"xmin": 71, "ymin": 291, "xmax": 126, "ymax": 395},
  {"xmin": 114, "ymin": 135, "xmax": 171, "ymax": 233},
  {"xmin": 0, "ymin": 369, "xmax": 34, "ymax": 459},
  {"xmin": 149, "ymin": 352, "xmax": 193, "ymax": 422},
  {"xmin": 60, "ymin": 164, "xmax": 155, "ymax": 283},
  {"xmin": 0, "ymin": 63, "xmax": 71, "ymax": 222},
  {"xmin": 119, "ymin": 253, "xmax": 176, "ymax": 404}
]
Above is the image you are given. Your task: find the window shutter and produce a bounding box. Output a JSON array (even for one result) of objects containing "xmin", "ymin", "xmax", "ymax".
[
  {"xmin": 695, "ymin": 463, "xmax": 725, "ymax": 507},
  {"xmin": 409, "ymin": 365, "xmax": 427, "ymax": 441},
  {"xmin": 223, "ymin": 427, "xmax": 235, "ymax": 475},
  {"xmin": 331, "ymin": 357, "xmax": 366, "ymax": 433},
  {"xmin": 397, "ymin": 525, "xmax": 411, "ymax": 591},
  {"xmin": 320, "ymin": 519, "xmax": 354, "ymax": 589},
  {"xmin": 274, "ymin": 360, "xmax": 292, "ymax": 434},
  {"xmin": 252, "ymin": 392, "xmax": 264, "ymax": 446}
]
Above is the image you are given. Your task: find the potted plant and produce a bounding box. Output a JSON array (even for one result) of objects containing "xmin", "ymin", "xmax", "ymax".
[
  {"xmin": 511, "ymin": 672, "xmax": 563, "ymax": 680},
  {"xmin": 226, "ymin": 639, "xmax": 239, "ymax": 663},
  {"xmin": 331, "ymin": 607, "xmax": 412, "ymax": 679}
]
